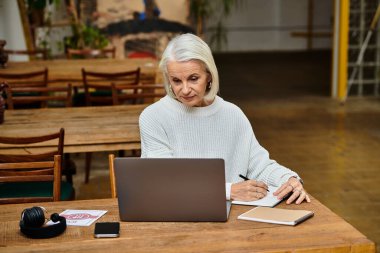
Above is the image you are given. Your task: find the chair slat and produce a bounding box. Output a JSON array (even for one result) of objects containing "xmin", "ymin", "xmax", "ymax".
[
  {"xmin": 0, "ymin": 155, "xmax": 63, "ymax": 204},
  {"xmin": 0, "ymin": 175, "xmax": 54, "ymax": 182},
  {"xmin": 0, "ymin": 161, "xmax": 54, "ymax": 169}
]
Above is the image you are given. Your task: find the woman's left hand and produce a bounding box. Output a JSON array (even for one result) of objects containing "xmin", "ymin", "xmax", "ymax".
[{"xmin": 273, "ymin": 177, "xmax": 311, "ymax": 204}]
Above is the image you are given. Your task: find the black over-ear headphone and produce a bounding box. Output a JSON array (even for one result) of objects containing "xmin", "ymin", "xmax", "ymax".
[{"xmin": 19, "ymin": 206, "xmax": 67, "ymax": 239}]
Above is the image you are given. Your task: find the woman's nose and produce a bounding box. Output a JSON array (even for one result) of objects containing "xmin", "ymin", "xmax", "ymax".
[{"xmin": 182, "ymin": 83, "xmax": 191, "ymax": 94}]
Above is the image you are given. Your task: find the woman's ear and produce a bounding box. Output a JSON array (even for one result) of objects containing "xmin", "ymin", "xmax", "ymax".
[{"xmin": 207, "ymin": 73, "xmax": 212, "ymax": 84}]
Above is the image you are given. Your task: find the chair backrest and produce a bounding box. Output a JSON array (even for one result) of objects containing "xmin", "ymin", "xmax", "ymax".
[
  {"xmin": 4, "ymin": 49, "xmax": 48, "ymax": 60},
  {"xmin": 111, "ymin": 83, "xmax": 165, "ymax": 105},
  {"xmin": 3, "ymin": 81, "xmax": 73, "ymax": 109},
  {"xmin": 82, "ymin": 67, "xmax": 141, "ymax": 106},
  {"xmin": 0, "ymin": 128, "xmax": 64, "ymax": 163},
  {"xmin": 67, "ymin": 47, "xmax": 116, "ymax": 59},
  {"xmin": 0, "ymin": 68, "xmax": 48, "ymax": 88},
  {"xmin": 0, "ymin": 155, "xmax": 62, "ymax": 204},
  {"xmin": 109, "ymin": 154, "xmax": 116, "ymax": 198}
]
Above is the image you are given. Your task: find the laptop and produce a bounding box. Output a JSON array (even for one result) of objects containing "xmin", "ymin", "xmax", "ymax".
[{"xmin": 113, "ymin": 158, "xmax": 231, "ymax": 222}]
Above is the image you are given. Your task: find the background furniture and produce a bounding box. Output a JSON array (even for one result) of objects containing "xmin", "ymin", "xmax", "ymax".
[
  {"xmin": 0, "ymin": 68, "xmax": 48, "ymax": 88},
  {"xmin": 108, "ymin": 154, "xmax": 116, "ymax": 198},
  {"xmin": 82, "ymin": 67, "xmax": 141, "ymax": 106},
  {"xmin": 111, "ymin": 83, "xmax": 165, "ymax": 105},
  {"xmin": 0, "ymin": 197, "xmax": 375, "ymax": 252},
  {"xmin": 4, "ymin": 49, "xmax": 48, "ymax": 60},
  {"xmin": 0, "ymin": 155, "xmax": 66, "ymax": 204},
  {"xmin": 0, "ymin": 128, "xmax": 64, "ymax": 163},
  {"xmin": 2, "ymin": 59, "xmax": 159, "ymax": 87},
  {"xmin": 80, "ymin": 68, "xmax": 141, "ymax": 182},
  {"xmin": 0, "ymin": 128, "xmax": 76, "ymax": 188},
  {"xmin": 0, "ymin": 68, "xmax": 48, "ymax": 109},
  {"xmin": 0, "ymin": 105, "xmax": 145, "ymax": 183},
  {"xmin": 67, "ymin": 48, "xmax": 116, "ymax": 59},
  {"xmin": 4, "ymin": 82, "xmax": 72, "ymax": 109}
]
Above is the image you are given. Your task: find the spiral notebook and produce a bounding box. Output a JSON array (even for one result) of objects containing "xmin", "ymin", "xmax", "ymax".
[{"xmin": 238, "ymin": 206, "xmax": 314, "ymax": 226}]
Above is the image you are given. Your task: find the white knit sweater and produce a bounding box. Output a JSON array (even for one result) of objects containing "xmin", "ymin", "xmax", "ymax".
[{"xmin": 139, "ymin": 95, "xmax": 299, "ymax": 197}]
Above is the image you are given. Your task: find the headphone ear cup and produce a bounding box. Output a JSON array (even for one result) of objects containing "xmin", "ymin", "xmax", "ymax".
[
  {"xmin": 21, "ymin": 207, "xmax": 46, "ymax": 227},
  {"xmin": 50, "ymin": 213, "xmax": 60, "ymax": 223}
]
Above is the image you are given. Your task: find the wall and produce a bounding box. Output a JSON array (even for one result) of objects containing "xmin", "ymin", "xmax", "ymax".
[
  {"xmin": 0, "ymin": 1, "xmax": 4, "ymax": 40},
  {"xmin": 0, "ymin": 0, "xmax": 28, "ymax": 61},
  {"xmin": 204, "ymin": 0, "xmax": 333, "ymax": 52},
  {"xmin": 97, "ymin": 0, "xmax": 188, "ymax": 28}
]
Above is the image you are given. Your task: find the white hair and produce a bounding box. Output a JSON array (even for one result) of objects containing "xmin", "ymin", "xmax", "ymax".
[{"xmin": 159, "ymin": 33, "xmax": 219, "ymax": 101}]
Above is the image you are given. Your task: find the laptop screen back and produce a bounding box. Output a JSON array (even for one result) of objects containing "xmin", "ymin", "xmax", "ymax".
[{"xmin": 114, "ymin": 158, "xmax": 228, "ymax": 222}]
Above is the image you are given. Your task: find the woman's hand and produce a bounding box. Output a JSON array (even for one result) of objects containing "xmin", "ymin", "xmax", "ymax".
[
  {"xmin": 231, "ymin": 180, "xmax": 268, "ymax": 201},
  {"xmin": 273, "ymin": 177, "xmax": 311, "ymax": 204}
]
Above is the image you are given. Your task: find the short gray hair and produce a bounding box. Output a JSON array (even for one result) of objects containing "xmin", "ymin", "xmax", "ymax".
[{"xmin": 159, "ymin": 33, "xmax": 219, "ymax": 101}]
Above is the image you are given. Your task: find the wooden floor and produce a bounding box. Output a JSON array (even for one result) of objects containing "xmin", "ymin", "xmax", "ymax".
[{"xmin": 71, "ymin": 51, "xmax": 380, "ymax": 252}]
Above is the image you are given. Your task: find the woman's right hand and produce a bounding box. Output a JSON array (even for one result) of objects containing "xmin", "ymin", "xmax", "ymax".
[{"xmin": 230, "ymin": 180, "xmax": 268, "ymax": 201}]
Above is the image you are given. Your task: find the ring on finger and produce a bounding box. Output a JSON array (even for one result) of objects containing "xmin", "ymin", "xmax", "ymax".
[{"xmin": 288, "ymin": 184, "xmax": 294, "ymax": 191}]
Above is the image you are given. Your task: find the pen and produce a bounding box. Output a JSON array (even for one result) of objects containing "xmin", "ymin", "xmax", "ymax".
[
  {"xmin": 239, "ymin": 174, "xmax": 249, "ymax": 181},
  {"xmin": 239, "ymin": 174, "xmax": 269, "ymax": 192}
]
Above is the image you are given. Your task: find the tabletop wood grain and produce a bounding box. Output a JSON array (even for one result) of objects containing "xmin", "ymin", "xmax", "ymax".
[
  {"xmin": 0, "ymin": 197, "xmax": 375, "ymax": 253},
  {"xmin": 0, "ymin": 105, "xmax": 147, "ymax": 153}
]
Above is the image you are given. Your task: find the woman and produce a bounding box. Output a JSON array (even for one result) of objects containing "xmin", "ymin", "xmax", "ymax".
[{"xmin": 139, "ymin": 33, "xmax": 310, "ymax": 204}]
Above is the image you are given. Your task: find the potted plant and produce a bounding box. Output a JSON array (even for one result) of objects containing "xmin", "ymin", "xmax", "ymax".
[{"xmin": 64, "ymin": 0, "xmax": 109, "ymax": 50}]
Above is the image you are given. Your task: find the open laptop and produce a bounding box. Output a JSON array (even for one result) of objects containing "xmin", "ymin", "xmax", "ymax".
[{"xmin": 114, "ymin": 158, "xmax": 231, "ymax": 222}]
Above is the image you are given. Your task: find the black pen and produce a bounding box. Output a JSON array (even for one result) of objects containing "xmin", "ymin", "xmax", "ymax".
[
  {"xmin": 239, "ymin": 174, "xmax": 269, "ymax": 192},
  {"xmin": 239, "ymin": 174, "xmax": 249, "ymax": 181}
]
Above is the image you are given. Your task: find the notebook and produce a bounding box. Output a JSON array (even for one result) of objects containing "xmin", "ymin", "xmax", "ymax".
[
  {"xmin": 238, "ymin": 206, "xmax": 314, "ymax": 226},
  {"xmin": 113, "ymin": 158, "xmax": 231, "ymax": 222},
  {"xmin": 232, "ymin": 185, "xmax": 288, "ymax": 207}
]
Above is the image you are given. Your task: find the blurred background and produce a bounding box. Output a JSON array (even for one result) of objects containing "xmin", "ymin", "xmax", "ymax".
[{"xmin": 1, "ymin": 0, "xmax": 379, "ymax": 251}]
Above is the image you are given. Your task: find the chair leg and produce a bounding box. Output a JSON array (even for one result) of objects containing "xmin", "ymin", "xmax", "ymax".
[
  {"xmin": 118, "ymin": 150, "xmax": 125, "ymax": 157},
  {"xmin": 63, "ymin": 153, "xmax": 76, "ymax": 185},
  {"xmin": 132, "ymin": 149, "xmax": 141, "ymax": 157},
  {"xmin": 85, "ymin": 152, "xmax": 92, "ymax": 183}
]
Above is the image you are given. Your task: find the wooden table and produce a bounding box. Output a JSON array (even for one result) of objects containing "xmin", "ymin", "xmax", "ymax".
[
  {"xmin": 0, "ymin": 105, "xmax": 147, "ymax": 154},
  {"xmin": 0, "ymin": 197, "xmax": 375, "ymax": 253},
  {"xmin": 1, "ymin": 58, "xmax": 159, "ymax": 86}
]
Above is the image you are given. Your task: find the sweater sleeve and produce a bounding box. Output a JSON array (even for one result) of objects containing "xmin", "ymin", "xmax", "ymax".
[
  {"xmin": 139, "ymin": 108, "xmax": 173, "ymax": 158},
  {"xmin": 246, "ymin": 130, "xmax": 299, "ymax": 187}
]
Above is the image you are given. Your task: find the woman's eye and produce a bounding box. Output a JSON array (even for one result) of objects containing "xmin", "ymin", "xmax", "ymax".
[
  {"xmin": 172, "ymin": 79, "xmax": 181, "ymax": 84},
  {"xmin": 190, "ymin": 76, "xmax": 199, "ymax": 82}
]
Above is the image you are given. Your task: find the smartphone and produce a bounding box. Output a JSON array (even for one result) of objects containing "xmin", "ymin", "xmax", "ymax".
[{"xmin": 94, "ymin": 222, "xmax": 120, "ymax": 238}]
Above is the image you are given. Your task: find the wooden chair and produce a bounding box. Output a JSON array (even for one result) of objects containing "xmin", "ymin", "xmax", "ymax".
[
  {"xmin": 5, "ymin": 49, "xmax": 48, "ymax": 60},
  {"xmin": 0, "ymin": 68, "xmax": 48, "ymax": 88},
  {"xmin": 69, "ymin": 47, "xmax": 117, "ymax": 107},
  {"xmin": 0, "ymin": 68, "xmax": 49, "ymax": 109},
  {"xmin": 0, "ymin": 128, "xmax": 76, "ymax": 186},
  {"xmin": 81, "ymin": 68, "xmax": 141, "ymax": 183},
  {"xmin": 0, "ymin": 155, "xmax": 66, "ymax": 204},
  {"xmin": 67, "ymin": 47, "xmax": 116, "ymax": 59},
  {"xmin": 111, "ymin": 83, "xmax": 165, "ymax": 105},
  {"xmin": 109, "ymin": 154, "xmax": 117, "ymax": 198},
  {"xmin": 82, "ymin": 67, "xmax": 141, "ymax": 106},
  {"xmin": 3, "ymin": 82, "xmax": 73, "ymax": 109}
]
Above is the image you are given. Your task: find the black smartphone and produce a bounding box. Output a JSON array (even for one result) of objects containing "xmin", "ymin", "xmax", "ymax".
[{"xmin": 94, "ymin": 222, "xmax": 120, "ymax": 238}]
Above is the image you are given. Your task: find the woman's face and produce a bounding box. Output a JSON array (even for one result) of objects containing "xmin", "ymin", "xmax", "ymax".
[{"xmin": 167, "ymin": 60, "xmax": 211, "ymax": 107}]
